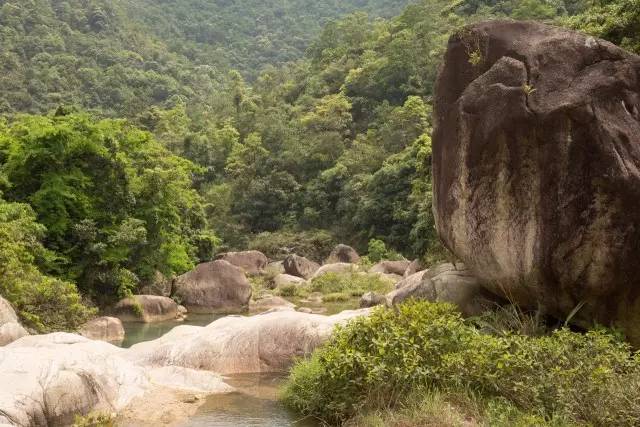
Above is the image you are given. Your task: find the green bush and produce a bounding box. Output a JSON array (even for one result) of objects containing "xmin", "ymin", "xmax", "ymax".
[
  {"xmin": 365, "ymin": 239, "xmax": 403, "ymax": 263},
  {"xmin": 308, "ymin": 272, "xmax": 394, "ymax": 296},
  {"xmin": 283, "ymin": 301, "xmax": 640, "ymax": 425},
  {"xmin": 248, "ymin": 229, "xmax": 336, "ymax": 262},
  {"xmin": 0, "ymin": 198, "xmax": 94, "ymax": 332}
]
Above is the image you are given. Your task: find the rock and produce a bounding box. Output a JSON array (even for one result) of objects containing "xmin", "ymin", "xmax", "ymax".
[
  {"xmin": 0, "ymin": 296, "xmax": 28, "ymax": 346},
  {"xmin": 395, "ymin": 270, "xmax": 429, "ymax": 290},
  {"xmin": 79, "ymin": 316, "xmax": 125, "ymax": 343},
  {"xmin": 139, "ymin": 270, "xmax": 172, "ymax": 297},
  {"xmin": 370, "ymin": 260, "xmax": 410, "ymax": 276},
  {"xmin": 250, "ymin": 296, "xmax": 296, "ymax": 313},
  {"xmin": 297, "ymin": 307, "xmax": 313, "ymax": 314},
  {"xmin": 173, "ymin": 260, "xmax": 252, "ymax": 314},
  {"xmin": 404, "ymin": 259, "xmax": 426, "ymax": 278},
  {"xmin": 0, "ymin": 335, "xmax": 148, "ymax": 426},
  {"xmin": 267, "ymin": 261, "xmax": 285, "ymax": 275},
  {"xmin": 326, "ymin": 244, "xmax": 360, "ymax": 264},
  {"xmin": 215, "ymin": 250, "xmax": 268, "ymax": 276},
  {"xmin": 283, "ymin": 254, "xmax": 320, "ymax": 279},
  {"xmin": 127, "ymin": 308, "xmax": 371, "ymax": 374},
  {"xmin": 113, "ymin": 295, "xmax": 179, "ymax": 323},
  {"xmin": 311, "ymin": 262, "xmax": 359, "ymax": 279},
  {"xmin": 360, "ymin": 292, "xmax": 386, "ymax": 308},
  {"xmin": 432, "ymin": 20, "xmax": 640, "ymax": 340},
  {"xmin": 178, "ymin": 305, "xmax": 188, "ymax": 315},
  {"xmin": 386, "ymin": 263, "xmax": 495, "ymax": 317},
  {"xmin": 0, "ymin": 334, "xmax": 233, "ymax": 427},
  {"xmin": 273, "ymin": 273, "xmax": 306, "ymax": 289}
]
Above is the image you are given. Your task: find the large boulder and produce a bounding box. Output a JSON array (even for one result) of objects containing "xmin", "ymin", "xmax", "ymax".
[
  {"xmin": 326, "ymin": 244, "xmax": 360, "ymax": 264},
  {"xmin": 0, "ymin": 333, "xmax": 232, "ymax": 426},
  {"xmin": 127, "ymin": 308, "xmax": 370, "ymax": 374},
  {"xmin": 113, "ymin": 295, "xmax": 179, "ymax": 323},
  {"xmin": 215, "ymin": 250, "xmax": 268, "ymax": 276},
  {"xmin": 0, "ymin": 296, "xmax": 28, "ymax": 346},
  {"xmin": 370, "ymin": 260, "xmax": 410, "ymax": 276},
  {"xmin": 173, "ymin": 260, "xmax": 252, "ymax": 314},
  {"xmin": 79, "ymin": 316, "xmax": 125, "ymax": 343},
  {"xmin": 283, "ymin": 254, "xmax": 320, "ymax": 279},
  {"xmin": 433, "ymin": 20, "xmax": 640, "ymax": 341},
  {"xmin": 395, "ymin": 270, "xmax": 428, "ymax": 290},
  {"xmin": 386, "ymin": 263, "xmax": 495, "ymax": 317}
]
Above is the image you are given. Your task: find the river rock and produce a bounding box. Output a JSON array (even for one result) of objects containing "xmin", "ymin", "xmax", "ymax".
[
  {"xmin": 360, "ymin": 292, "xmax": 386, "ymax": 308},
  {"xmin": 267, "ymin": 261, "xmax": 286, "ymax": 275},
  {"xmin": 283, "ymin": 254, "xmax": 320, "ymax": 279},
  {"xmin": 79, "ymin": 316, "xmax": 125, "ymax": 343},
  {"xmin": 370, "ymin": 260, "xmax": 410, "ymax": 276},
  {"xmin": 386, "ymin": 263, "xmax": 494, "ymax": 316},
  {"xmin": 113, "ymin": 295, "xmax": 179, "ymax": 323},
  {"xmin": 273, "ymin": 273, "xmax": 306, "ymax": 289},
  {"xmin": 0, "ymin": 296, "xmax": 28, "ymax": 346},
  {"xmin": 173, "ymin": 260, "xmax": 252, "ymax": 314},
  {"xmin": 395, "ymin": 270, "xmax": 428, "ymax": 290},
  {"xmin": 404, "ymin": 259, "xmax": 426, "ymax": 278},
  {"xmin": 311, "ymin": 262, "xmax": 359, "ymax": 279},
  {"xmin": 249, "ymin": 296, "xmax": 296, "ymax": 313},
  {"xmin": 215, "ymin": 250, "xmax": 268, "ymax": 276},
  {"xmin": 0, "ymin": 333, "xmax": 233, "ymax": 426},
  {"xmin": 432, "ymin": 20, "xmax": 640, "ymax": 340},
  {"xmin": 127, "ymin": 308, "xmax": 371, "ymax": 375},
  {"xmin": 326, "ymin": 244, "xmax": 360, "ymax": 264}
]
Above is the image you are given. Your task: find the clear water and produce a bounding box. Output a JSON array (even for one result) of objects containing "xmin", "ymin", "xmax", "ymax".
[
  {"xmin": 122, "ymin": 314, "xmax": 320, "ymax": 427},
  {"xmin": 182, "ymin": 373, "xmax": 319, "ymax": 427},
  {"xmin": 120, "ymin": 313, "xmax": 224, "ymax": 348}
]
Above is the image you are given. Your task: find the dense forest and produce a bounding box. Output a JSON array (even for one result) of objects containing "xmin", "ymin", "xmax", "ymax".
[{"xmin": 0, "ymin": 0, "xmax": 638, "ymax": 331}]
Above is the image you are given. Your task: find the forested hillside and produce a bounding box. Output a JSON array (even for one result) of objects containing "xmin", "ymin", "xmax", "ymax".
[{"xmin": 0, "ymin": 0, "xmax": 638, "ymax": 331}]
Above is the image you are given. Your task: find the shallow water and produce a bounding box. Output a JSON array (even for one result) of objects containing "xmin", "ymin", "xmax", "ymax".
[
  {"xmin": 122, "ymin": 313, "xmax": 320, "ymax": 426},
  {"xmin": 120, "ymin": 313, "xmax": 224, "ymax": 348},
  {"xmin": 182, "ymin": 373, "xmax": 319, "ymax": 427}
]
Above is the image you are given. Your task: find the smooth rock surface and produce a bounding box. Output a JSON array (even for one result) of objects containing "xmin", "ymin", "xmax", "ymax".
[
  {"xmin": 113, "ymin": 295, "xmax": 179, "ymax": 323},
  {"xmin": 360, "ymin": 292, "xmax": 386, "ymax": 308},
  {"xmin": 326, "ymin": 244, "xmax": 360, "ymax": 264},
  {"xmin": 0, "ymin": 296, "xmax": 28, "ymax": 346},
  {"xmin": 386, "ymin": 263, "xmax": 495, "ymax": 316},
  {"xmin": 404, "ymin": 259, "xmax": 426, "ymax": 278},
  {"xmin": 79, "ymin": 316, "xmax": 125, "ymax": 343},
  {"xmin": 370, "ymin": 260, "xmax": 410, "ymax": 276},
  {"xmin": 283, "ymin": 254, "xmax": 320, "ymax": 279},
  {"xmin": 127, "ymin": 308, "xmax": 371, "ymax": 374},
  {"xmin": 173, "ymin": 260, "xmax": 252, "ymax": 314},
  {"xmin": 215, "ymin": 250, "xmax": 268, "ymax": 276},
  {"xmin": 249, "ymin": 296, "xmax": 296, "ymax": 313},
  {"xmin": 273, "ymin": 273, "xmax": 306, "ymax": 289},
  {"xmin": 433, "ymin": 20, "xmax": 640, "ymax": 340}
]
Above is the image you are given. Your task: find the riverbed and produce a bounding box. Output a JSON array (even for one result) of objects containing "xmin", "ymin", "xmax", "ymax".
[{"xmin": 121, "ymin": 313, "xmax": 322, "ymax": 426}]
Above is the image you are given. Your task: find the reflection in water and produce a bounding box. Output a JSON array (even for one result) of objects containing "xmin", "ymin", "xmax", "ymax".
[
  {"xmin": 120, "ymin": 313, "xmax": 224, "ymax": 348},
  {"xmin": 183, "ymin": 373, "xmax": 319, "ymax": 427}
]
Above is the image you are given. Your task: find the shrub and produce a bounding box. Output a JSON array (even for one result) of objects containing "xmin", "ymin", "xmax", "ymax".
[
  {"xmin": 308, "ymin": 272, "xmax": 393, "ymax": 296},
  {"xmin": 0, "ymin": 198, "xmax": 94, "ymax": 332},
  {"xmin": 248, "ymin": 229, "xmax": 336, "ymax": 262},
  {"xmin": 282, "ymin": 301, "xmax": 640, "ymax": 425},
  {"xmin": 365, "ymin": 239, "xmax": 402, "ymax": 263}
]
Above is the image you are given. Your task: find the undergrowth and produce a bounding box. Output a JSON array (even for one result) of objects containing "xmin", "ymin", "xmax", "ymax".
[{"xmin": 282, "ymin": 301, "xmax": 640, "ymax": 426}]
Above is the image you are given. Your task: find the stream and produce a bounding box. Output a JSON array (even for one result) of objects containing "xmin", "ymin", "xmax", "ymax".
[{"xmin": 121, "ymin": 315, "xmax": 320, "ymax": 427}]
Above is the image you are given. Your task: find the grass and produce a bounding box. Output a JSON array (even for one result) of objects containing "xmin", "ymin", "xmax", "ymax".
[{"xmin": 282, "ymin": 301, "xmax": 640, "ymax": 426}]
